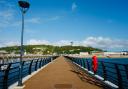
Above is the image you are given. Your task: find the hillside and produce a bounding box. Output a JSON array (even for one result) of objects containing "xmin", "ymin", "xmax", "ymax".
[{"xmin": 0, "ymin": 45, "xmax": 103, "ymax": 55}]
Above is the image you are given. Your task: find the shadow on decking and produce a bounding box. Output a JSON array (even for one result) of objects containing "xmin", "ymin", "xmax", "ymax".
[
  {"xmin": 70, "ymin": 70, "xmax": 107, "ymax": 89},
  {"xmin": 66, "ymin": 60, "xmax": 110, "ymax": 89}
]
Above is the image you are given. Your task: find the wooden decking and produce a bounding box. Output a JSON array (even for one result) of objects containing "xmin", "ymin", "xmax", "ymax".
[{"xmin": 24, "ymin": 56, "xmax": 103, "ymax": 89}]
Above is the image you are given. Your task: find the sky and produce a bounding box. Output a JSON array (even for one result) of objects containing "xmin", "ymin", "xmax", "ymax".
[{"xmin": 0, "ymin": 0, "xmax": 128, "ymax": 51}]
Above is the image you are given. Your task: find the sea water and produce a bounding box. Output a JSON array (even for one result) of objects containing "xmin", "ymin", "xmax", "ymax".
[{"xmin": 84, "ymin": 58, "xmax": 128, "ymax": 89}]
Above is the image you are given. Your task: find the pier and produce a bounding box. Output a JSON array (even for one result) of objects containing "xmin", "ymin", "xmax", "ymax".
[
  {"xmin": 24, "ymin": 56, "xmax": 104, "ymax": 89},
  {"xmin": 0, "ymin": 56, "xmax": 128, "ymax": 89}
]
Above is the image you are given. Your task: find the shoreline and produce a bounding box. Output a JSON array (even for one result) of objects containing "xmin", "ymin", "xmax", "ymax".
[
  {"xmin": 0, "ymin": 54, "xmax": 128, "ymax": 59},
  {"xmin": 70, "ymin": 55, "xmax": 128, "ymax": 59}
]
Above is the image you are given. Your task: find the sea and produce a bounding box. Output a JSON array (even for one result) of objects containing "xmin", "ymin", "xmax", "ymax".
[{"xmin": 83, "ymin": 57, "xmax": 128, "ymax": 89}]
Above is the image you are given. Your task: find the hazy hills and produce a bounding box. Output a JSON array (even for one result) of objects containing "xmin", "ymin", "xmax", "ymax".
[{"xmin": 0, "ymin": 45, "xmax": 103, "ymax": 54}]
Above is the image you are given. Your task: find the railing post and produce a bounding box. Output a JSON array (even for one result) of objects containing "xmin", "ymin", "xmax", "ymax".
[
  {"xmin": 47, "ymin": 58, "xmax": 49, "ymax": 63},
  {"xmin": 101, "ymin": 62, "xmax": 107, "ymax": 80},
  {"xmin": 78, "ymin": 59, "xmax": 81, "ymax": 65},
  {"xmin": 35, "ymin": 59, "xmax": 39, "ymax": 71},
  {"xmin": 76, "ymin": 59, "xmax": 78, "ymax": 64},
  {"xmin": 22, "ymin": 61, "xmax": 25, "ymax": 67},
  {"xmin": 70, "ymin": 57, "xmax": 72, "ymax": 62},
  {"xmin": 48, "ymin": 58, "xmax": 49, "ymax": 63},
  {"xmin": 44, "ymin": 59, "xmax": 46, "ymax": 65},
  {"xmin": 80, "ymin": 59, "xmax": 82, "ymax": 66},
  {"xmin": 124, "ymin": 65, "xmax": 128, "ymax": 79},
  {"xmin": 0, "ymin": 64, "xmax": 1, "ymax": 69},
  {"xmin": 75, "ymin": 58, "xmax": 77, "ymax": 63},
  {"xmin": 39, "ymin": 59, "xmax": 42, "ymax": 68},
  {"xmin": 82, "ymin": 59, "xmax": 86, "ymax": 68},
  {"xmin": 3, "ymin": 63, "xmax": 12, "ymax": 89},
  {"xmin": 45, "ymin": 59, "xmax": 47, "ymax": 64},
  {"xmin": 42, "ymin": 59, "xmax": 44, "ymax": 66},
  {"xmin": 43, "ymin": 59, "xmax": 46, "ymax": 65},
  {"xmin": 48, "ymin": 58, "xmax": 50, "ymax": 63},
  {"xmin": 73, "ymin": 58, "xmax": 75, "ymax": 63},
  {"xmin": 29, "ymin": 60, "xmax": 33, "ymax": 74},
  {"xmin": 51, "ymin": 57, "xmax": 52, "ymax": 62},
  {"xmin": 46, "ymin": 58, "xmax": 48, "ymax": 64},
  {"xmin": 115, "ymin": 64, "xmax": 123, "ymax": 89},
  {"xmin": 86, "ymin": 59, "xmax": 90, "ymax": 71}
]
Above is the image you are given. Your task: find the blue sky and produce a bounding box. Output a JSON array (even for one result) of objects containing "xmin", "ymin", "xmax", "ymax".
[{"xmin": 0, "ymin": 0, "xmax": 128, "ymax": 51}]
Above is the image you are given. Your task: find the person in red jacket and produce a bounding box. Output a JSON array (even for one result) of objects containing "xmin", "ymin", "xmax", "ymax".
[{"xmin": 92, "ymin": 55, "xmax": 98, "ymax": 74}]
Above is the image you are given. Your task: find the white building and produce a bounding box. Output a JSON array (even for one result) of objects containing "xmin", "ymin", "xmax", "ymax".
[
  {"xmin": 104, "ymin": 52, "xmax": 122, "ymax": 56},
  {"xmin": 79, "ymin": 52, "xmax": 89, "ymax": 56}
]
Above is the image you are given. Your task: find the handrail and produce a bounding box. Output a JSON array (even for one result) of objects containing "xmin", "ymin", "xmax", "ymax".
[
  {"xmin": 65, "ymin": 56, "xmax": 128, "ymax": 89},
  {"xmin": 0, "ymin": 56, "xmax": 58, "ymax": 89}
]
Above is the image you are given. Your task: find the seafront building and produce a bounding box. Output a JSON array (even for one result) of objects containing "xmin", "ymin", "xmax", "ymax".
[{"xmin": 79, "ymin": 51, "xmax": 128, "ymax": 57}]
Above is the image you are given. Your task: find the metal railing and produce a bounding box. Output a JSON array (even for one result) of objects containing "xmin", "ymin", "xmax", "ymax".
[
  {"xmin": 0, "ymin": 56, "xmax": 58, "ymax": 89},
  {"xmin": 65, "ymin": 56, "xmax": 128, "ymax": 89}
]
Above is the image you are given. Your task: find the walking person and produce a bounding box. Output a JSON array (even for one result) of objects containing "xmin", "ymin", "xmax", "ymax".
[{"xmin": 92, "ymin": 55, "xmax": 98, "ymax": 74}]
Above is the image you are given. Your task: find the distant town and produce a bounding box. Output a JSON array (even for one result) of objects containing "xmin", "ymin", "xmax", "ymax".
[{"xmin": 0, "ymin": 45, "xmax": 128, "ymax": 59}]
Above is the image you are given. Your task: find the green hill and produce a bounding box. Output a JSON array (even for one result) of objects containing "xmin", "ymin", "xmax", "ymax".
[{"xmin": 0, "ymin": 45, "xmax": 103, "ymax": 55}]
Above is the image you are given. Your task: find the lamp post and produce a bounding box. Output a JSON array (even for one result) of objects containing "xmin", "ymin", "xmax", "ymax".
[{"xmin": 18, "ymin": 0, "xmax": 30, "ymax": 86}]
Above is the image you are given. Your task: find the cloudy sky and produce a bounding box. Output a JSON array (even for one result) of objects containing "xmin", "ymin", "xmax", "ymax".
[{"xmin": 0, "ymin": 0, "xmax": 128, "ymax": 51}]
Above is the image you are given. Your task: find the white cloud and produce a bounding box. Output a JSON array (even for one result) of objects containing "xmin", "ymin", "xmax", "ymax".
[
  {"xmin": 72, "ymin": 2, "xmax": 77, "ymax": 12},
  {"xmin": 0, "ymin": 1, "xmax": 40, "ymax": 30},
  {"xmin": 54, "ymin": 40, "xmax": 71, "ymax": 46},
  {"xmin": 48, "ymin": 16, "xmax": 60, "ymax": 21},
  {"xmin": 6, "ymin": 41, "xmax": 20, "ymax": 46},
  {"xmin": 27, "ymin": 39, "xmax": 50, "ymax": 45},
  {"xmin": 0, "ymin": 37, "xmax": 128, "ymax": 51},
  {"xmin": 25, "ymin": 29, "xmax": 37, "ymax": 34},
  {"xmin": 0, "ymin": 41, "xmax": 19, "ymax": 47},
  {"xmin": 0, "ymin": 10, "xmax": 14, "ymax": 19},
  {"xmin": 83, "ymin": 37, "xmax": 128, "ymax": 50},
  {"xmin": 0, "ymin": 9, "xmax": 15, "ymax": 29},
  {"xmin": 12, "ymin": 17, "xmax": 41, "ymax": 27},
  {"xmin": 0, "ymin": 1, "xmax": 16, "ymax": 29},
  {"xmin": 25, "ymin": 18, "xmax": 41, "ymax": 24},
  {"xmin": 26, "ymin": 37, "xmax": 128, "ymax": 51}
]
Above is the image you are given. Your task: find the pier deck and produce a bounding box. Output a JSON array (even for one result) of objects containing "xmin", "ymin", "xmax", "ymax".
[{"xmin": 24, "ymin": 56, "xmax": 103, "ymax": 89}]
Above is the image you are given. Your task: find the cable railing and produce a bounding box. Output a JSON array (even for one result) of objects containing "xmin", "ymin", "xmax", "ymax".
[
  {"xmin": 65, "ymin": 56, "xmax": 128, "ymax": 89},
  {"xmin": 0, "ymin": 56, "xmax": 58, "ymax": 89}
]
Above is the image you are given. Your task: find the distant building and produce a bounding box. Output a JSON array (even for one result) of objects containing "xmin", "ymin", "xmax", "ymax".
[
  {"xmin": 0, "ymin": 50, "xmax": 8, "ymax": 54},
  {"xmin": 80, "ymin": 52, "xmax": 89, "ymax": 56},
  {"xmin": 33, "ymin": 48, "xmax": 43, "ymax": 54},
  {"xmin": 0, "ymin": 50, "xmax": 8, "ymax": 64},
  {"xmin": 121, "ymin": 51, "xmax": 128, "ymax": 55},
  {"xmin": 0, "ymin": 50, "xmax": 8, "ymax": 57},
  {"xmin": 91, "ymin": 51, "xmax": 104, "ymax": 56},
  {"xmin": 104, "ymin": 52, "xmax": 122, "ymax": 56}
]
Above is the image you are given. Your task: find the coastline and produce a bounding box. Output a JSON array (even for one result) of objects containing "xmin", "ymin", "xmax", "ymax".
[
  {"xmin": 71, "ymin": 55, "xmax": 128, "ymax": 59},
  {"xmin": 0, "ymin": 54, "xmax": 128, "ymax": 60}
]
